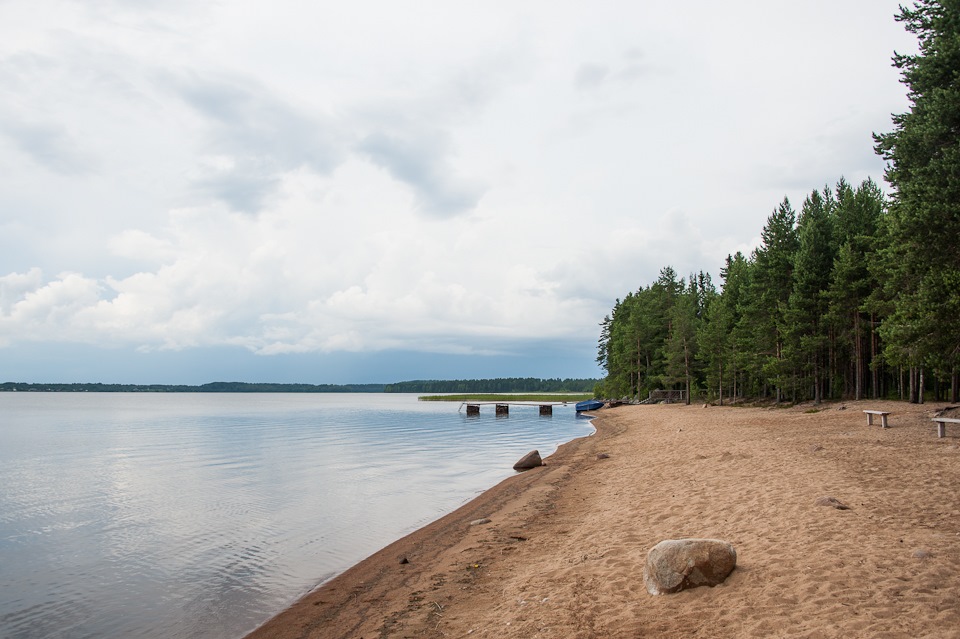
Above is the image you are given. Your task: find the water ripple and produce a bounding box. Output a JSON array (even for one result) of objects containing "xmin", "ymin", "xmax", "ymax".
[{"xmin": 0, "ymin": 393, "xmax": 593, "ymax": 639}]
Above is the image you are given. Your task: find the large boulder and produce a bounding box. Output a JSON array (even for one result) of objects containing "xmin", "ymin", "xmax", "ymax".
[
  {"xmin": 513, "ymin": 450, "xmax": 542, "ymax": 470},
  {"xmin": 643, "ymin": 538, "xmax": 737, "ymax": 595}
]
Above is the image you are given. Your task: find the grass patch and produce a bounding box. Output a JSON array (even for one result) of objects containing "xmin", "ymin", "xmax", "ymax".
[{"xmin": 418, "ymin": 393, "xmax": 594, "ymax": 402}]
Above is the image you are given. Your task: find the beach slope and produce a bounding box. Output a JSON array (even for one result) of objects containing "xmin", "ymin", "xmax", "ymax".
[{"xmin": 247, "ymin": 401, "xmax": 960, "ymax": 638}]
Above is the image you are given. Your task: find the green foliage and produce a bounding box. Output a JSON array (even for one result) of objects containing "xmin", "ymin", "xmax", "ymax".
[
  {"xmin": 597, "ymin": 3, "xmax": 959, "ymax": 404},
  {"xmin": 874, "ymin": 0, "xmax": 960, "ymax": 395},
  {"xmin": 783, "ymin": 188, "xmax": 836, "ymax": 403},
  {"xmin": 739, "ymin": 198, "xmax": 800, "ymax": 400},
  {"xmin": 697, "ymin": 254, "xmax": 746, "ymax": 403},
  {"xmin": 828, "ymin": 178, "xmax": 886, "ymax": 399},
  {"xmin": 596, "ymin": 178, "xmax": 898, "ymax": 403}
]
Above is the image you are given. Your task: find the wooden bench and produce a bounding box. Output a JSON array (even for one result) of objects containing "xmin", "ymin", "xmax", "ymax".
[
  {"xmin": 863, "ymin": 409, "xmax": 891, "ymax": 428},
  {"xmin": 932, "ymin": 417, "xmax": 960, "ymax": 438}
]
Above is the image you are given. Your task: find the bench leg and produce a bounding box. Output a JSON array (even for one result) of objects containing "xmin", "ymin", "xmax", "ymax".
[
  {"xmin": 938, "ymin": 422, "xmax": 945, "ymax": 438},
  {"xmin": 866, "ymin": 413, "xmax": 874, "ymax": 426},
  {"xmin": 881, "ymin": 414, "xmax": 888, "ymax": 428}
]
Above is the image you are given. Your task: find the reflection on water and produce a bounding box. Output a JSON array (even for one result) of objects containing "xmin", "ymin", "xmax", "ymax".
[{"xmin": 0, "ymin": 393, "xmax": 593, "ymax": 639}]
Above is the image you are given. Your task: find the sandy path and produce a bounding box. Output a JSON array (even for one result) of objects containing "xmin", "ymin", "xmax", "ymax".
[{"xmin": 246, "ymin": 400, "xmax": 960, "ymax": 639}]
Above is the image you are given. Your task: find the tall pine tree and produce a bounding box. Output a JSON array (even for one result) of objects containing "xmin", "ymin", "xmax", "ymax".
[
  {"xmin": 784, "ymin": 188, "xmax": 836, "ymax": 403},
  {"xmin": 874, "ymin": 0, "xmax": 960, "ymax": 402},
  {"xmin": 738, "ymin": 198, "xmax": 799, "ymax": 401}
]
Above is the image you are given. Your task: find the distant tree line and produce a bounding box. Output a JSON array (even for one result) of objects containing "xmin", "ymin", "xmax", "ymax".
[
  {"xmin": 0, "ymin": 382, "xmax": 387, "ymax": 393},
  {"xmin": 383, "ymin": 378, "xmax": 599, "ymax": 393},
  {"xmin": 0, "ymin": 379, "xmax": 599, "ymax": 393}
]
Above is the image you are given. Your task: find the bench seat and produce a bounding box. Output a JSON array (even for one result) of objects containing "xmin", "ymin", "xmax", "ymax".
[
  {"xmin": 932, "ymin": 416, "xmax": 960, "ymax": 438},
  {"xmin": 863, "ymin": 410, "xmax": 891, "ymax": 428}
]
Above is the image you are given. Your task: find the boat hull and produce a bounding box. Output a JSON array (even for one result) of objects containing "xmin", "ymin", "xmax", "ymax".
[{"xmin": 575, "ymin": 399, "xmax": 604, "ymax": 412}]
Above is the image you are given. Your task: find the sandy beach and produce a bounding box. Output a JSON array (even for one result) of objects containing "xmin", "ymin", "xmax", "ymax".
[{"xmin": 246, "ymin": 400, "xmax": 960, "ymax": 638}]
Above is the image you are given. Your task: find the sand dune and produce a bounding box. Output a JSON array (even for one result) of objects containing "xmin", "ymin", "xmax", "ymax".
[{"xmin": 246, "ymin": 400, "xmax": 960, "ymax": 638}]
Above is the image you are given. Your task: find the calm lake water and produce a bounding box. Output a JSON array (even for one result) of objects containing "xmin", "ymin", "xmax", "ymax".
[{"xmin": 0, "ymin": 393, "xmax": 594, "ymax": 639}]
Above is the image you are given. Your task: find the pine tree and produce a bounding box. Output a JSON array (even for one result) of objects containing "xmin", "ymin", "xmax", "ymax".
[
  {"xmin": 874, "ymin": 0, "xmax": 960, "ymax": 402},
  {"xmin": 738, "ymin": 198, "xmax": 799, "ymax": 401},
  {"xmin": 700, "ymin": 253, "xmax": 749, "ymax": 403},
  {"xmin": 827, "ymin": 178, "xmax": 885, "ymax": 400},
  {"xmin": 784, "ymin": 188, "xmax": 836, "ymax": 403},
  {"xmin": 663, "ymin": 277, "xmax": 701, "ymax": 404}
]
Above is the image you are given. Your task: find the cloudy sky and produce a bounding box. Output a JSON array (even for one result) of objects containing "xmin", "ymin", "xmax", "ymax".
[{"xmin": 0, "ymin": 1, "xmax": 917, "ymax": 384}]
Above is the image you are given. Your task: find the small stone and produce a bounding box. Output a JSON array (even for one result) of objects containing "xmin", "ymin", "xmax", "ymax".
[
  {"xmin": 596, "ymin": 453, "xmax": 610, "ymax": 460},
  {"xmin": 913, "ymin": 549, "xmax": 933, "ymax": 560},
  {"xmin": 469, "ymin": 518, "xmax": 491, "ymax": 526},
  {"xmin": 399, "ymin": 556, "xmax": 409, "ymax": 564}
]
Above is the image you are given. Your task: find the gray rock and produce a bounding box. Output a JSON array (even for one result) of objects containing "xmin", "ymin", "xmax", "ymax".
[
  {"xmin": 513, "ymin": 450, "xmax": 542, "ymax": 470},
  {"xmin": 643, "ymin": 538, "xmax": 737, "ymax": 595},
  {"xmin": 469, "ymin": 518, "xmax": 491, "ymax": 526}
]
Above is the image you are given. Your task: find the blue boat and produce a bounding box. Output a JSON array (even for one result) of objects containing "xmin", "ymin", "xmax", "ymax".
[{"xmin": 575, "ymin": 399, "xmax": 604, "ymax": 412}]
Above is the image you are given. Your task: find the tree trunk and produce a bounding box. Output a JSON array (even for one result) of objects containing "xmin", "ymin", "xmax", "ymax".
[
  {"xmin": 919, "ymin": 367, "xmax": 925, "ymax": 404},
  {"xmin": 814, "ymin": 354, "xmax": 822, "ymax": 405},
  {"xmin": 854, "ymin": 312, "xmax": 863, "ymax": 400},
  {"xmin": 908, "ymin": 366, "xmax": 924, "ymax": 404},
  {"xmin": 718, "ymin": 363, "xmax": 724, "ymax": 407},
  {"xmin": 636, "ymin": 338, "xmax": 642, "ymax": 400},
  {"xmin": 871, "ymin": 313, "xmax": 880, "ymax": 399}
]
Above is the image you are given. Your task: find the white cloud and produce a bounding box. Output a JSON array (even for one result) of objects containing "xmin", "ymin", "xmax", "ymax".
[
  {"xmin": 0, "ymin": 268, "xmax": 44, "ymax": 314},
  {"xmin": 0, "ymin": 0, "xmax": 920, "ymax": 379}
]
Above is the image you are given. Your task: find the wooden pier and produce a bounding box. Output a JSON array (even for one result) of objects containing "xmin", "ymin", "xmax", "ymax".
[{"xmin": 459, "ymin": 401, "xmax": 571, "ymax": 417}]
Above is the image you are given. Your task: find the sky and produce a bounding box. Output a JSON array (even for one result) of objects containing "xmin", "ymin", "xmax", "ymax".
[{"xmin": 0, "ymin": 0, "xmax": 919, "ymax": 385}]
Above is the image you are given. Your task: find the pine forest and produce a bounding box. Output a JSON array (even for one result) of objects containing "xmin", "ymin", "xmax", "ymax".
[{"xmin": 595, "ymin": 1, "xmax": 960, "ymax": 405}]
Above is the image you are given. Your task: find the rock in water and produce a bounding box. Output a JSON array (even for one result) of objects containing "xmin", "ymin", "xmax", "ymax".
[
  {"xmin": 643, "ymin": 539, "xmax": 737, "ymax": 595},
  {"xmin": 513, "ymin": 450, "xmax": 542, "ymax": 471}
]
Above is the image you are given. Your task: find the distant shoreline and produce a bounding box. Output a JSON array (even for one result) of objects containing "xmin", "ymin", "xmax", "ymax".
[
  {"xmin": 0, "ymin": 378, "xmax": 599, "ymax": 394},
  {"xmin": 0, "ymin": 382, "xmax": 388, "ymax": 393}
]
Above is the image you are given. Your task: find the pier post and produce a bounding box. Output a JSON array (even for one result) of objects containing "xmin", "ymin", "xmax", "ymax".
[
  {"xmin": 539, "ymin": 405, "xmax": 553, "ymax": 416},
  {"xmin": 496, "ymin": 404, "xmax": 509, "ymax": 416},
  {"xmin": 466, "ymin": 404, "xmax": 480, "ymax": 415}
]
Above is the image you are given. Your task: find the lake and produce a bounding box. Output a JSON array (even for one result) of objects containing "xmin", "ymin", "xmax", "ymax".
[{"xmin": 0, "ymin": 393, "xmax": 594, "ymax": 639}]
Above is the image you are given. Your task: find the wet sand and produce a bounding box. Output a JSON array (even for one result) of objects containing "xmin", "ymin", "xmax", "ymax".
[{"xmin": 246, "ymin": 400, "xmax": 960, "ymax": 638}]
